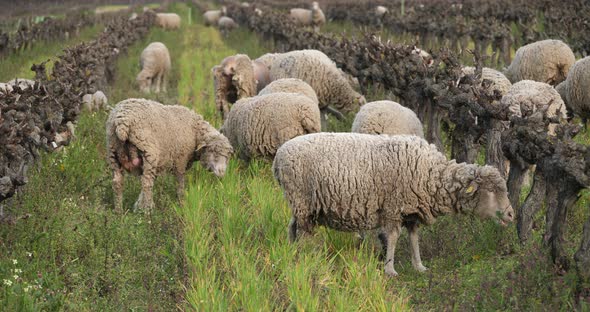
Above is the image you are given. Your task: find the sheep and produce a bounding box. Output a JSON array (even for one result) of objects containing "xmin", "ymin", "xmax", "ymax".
[
  {"xmin": 351, "ymin": 100, "xmax": 424, "ymax": 138},
  {"xmin": 155, "ymin": 13, "xmax": 181, "ymax": 30},
  {"xmin": 257, "ymin": 78, "xmax": 319, "ymax": 104},
  {"xmin": 137, "ymin": 42, "xmax": 171, "ymax": 93},
  {"xmin": 374, "ymin": 5, "xmax": 388, "ymax": 26},
  {"xmin": 555, "ymin": 56, "xmax": 590, "ymax": 124},
  {"xmin": 203, "ymin": 7, "xmax": 226, "ymax": 26},
  {"xmin": 81, "ymin": 91, "xmax": 108, "ymax": 113},
  {"xmin": 129, "ymin": 12, "xmax": 138, "ymax": 21},
  {"xmin": 6, "ymin": 78, "xmax": 36, "ymax": 90},
  {"xmin": 289, "ymin": 1, "xmax": 325, "ymax": 32},
  {"xmin": 240, "ymin": 2, "xmax": 250, "ymax": 7},
  {"xmin": 214, "ymin": 51, "xmax": 365, "ymax": 122},
  {"xmin": 268, "ymin": 50, "xmax": 365, "ymax": 115},
  {"xmin": 273, "ymin": 133, "xmax": 514, "ymax": 276},
  {"xmin": 221, "ymin": 92, "xmax": 321, "ymax": 161},
  {"xmin": 375, "ymin": 5, "xmax": 389, "ymax": 17},
  {"xmin": 0, "ymin": 83, "xmax": 13, "ymax": 94},
  {"xmin": 461, "ymin": 66, "xmax": 512, "ymax": 176},
  {"xmin": 218, "ymin": 16, "xmax": 238, "ymax": 36},
  {"xmin": 501, "ymin": 80, "xmax": 568, "ymax": 206},
  {"xmin": 106, "ymin": 98, "xmax": 233, "ymax": 214},
  {"xmin": 503, "ymin": 80, "xmax": 568, "ymax": 135},
  {"xmin": 504, "ymin": 39, "xmax": 575, "ymax": 86}
]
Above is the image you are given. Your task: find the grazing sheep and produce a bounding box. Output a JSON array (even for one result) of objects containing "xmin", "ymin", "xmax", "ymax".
[
  {"xmin": 502, "ymin": 80, "xmax": 568, "ymax": 206},
  {"xmin": 351, "ymin": 100, "xmax": 424, "ymax": 137},
  {"xmin": 221, "ymin": 92, "xmax": 321, "ymax": 161},
  {"xmin": 81, "ymin": 90, "xmax": 108, "ymax": 112},
  {"xmin": 6, "ymin": 78, "xmax": 36, "ymax": 90},
  {"xmin": 374, "ymin": 5, "xmax": 388, "ymax": 26},
  {"xmin": 268, "ymin": 50, "xmax": 366, "ymax": 115},
  {"xmin": 273, "ymin": 133, "xmax": 514, "ymax": 276},
  {"xmin": 0, "ymin": 83, "xmax": 13, "ymax": 94},
  {"xmin": 290, "ymin": 1, "xmax": 325, "ymax": 31},
  {"xmin": 503, "ymin": 80, "xmax": 568, "ymax": 135},
  {"xmin": 137, "ymin": 42, "xmax": 171, "ymax": 93},
  {"xmin": 254, "ymin": 8, "xmax": 263, "ymax": 16},
  {"xmin": 375, "ymin": 5, "xmax": 389, "ymax": 17},
  {"xmin": 218, "ymin": 16, "xmax": 238, "ymax": 36},
  {"xmin": 257, "ymin": 78, "xmax": 319, "ymax": 104},
  {"xmin": 555, "ymin": 56, "xmax": 590, "ymax": 124},
  {"xmin": 214, "ymin": 51, "xmax": 365, "ymax": 121},
  {"xmin": 155, "ymin": 13, "xmax": 181, "ymax": 30},
  {"xmin": 107, "ymin": 98, "xmax": 233, "ymax": 214},
  {"xmin": 203, "ymin": 7, "xmax": 226, "ymax": 26},
  {"xmin": 461, "ymin": 66, "xmax": 512, "ymax": 176},
  {"xmin": 129, "ymin": 12, "xmax": 138, "ymax": 21},
  {"xmin": 504, "ymin": 39, "xmax": 575, "ymax": 86}
]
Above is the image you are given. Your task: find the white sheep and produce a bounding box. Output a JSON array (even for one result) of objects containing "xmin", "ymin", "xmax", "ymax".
[
  {"xmin": 214, "ymin": 50, "xmax": 365, "ymax": 121},
  {"xmin": 106, "ymin": 98, "xmax": 233, "ymax": 214},
  {"xmin": 203, "ymin": 7, "xmax": 227, "ymax": 26},
  {"xmin": 218, "ymin": 16, "xmax": 238, "ymax": 36},
  {"xmin": 351, "ymin": 100, "xmax": 424, "ymax": 137},
  {"xmin": 221, "ymin": 91, "xmax": 321, "ymax": 161},
  {"xmin": 155, "ymin": 13, "xmax": 181, "ymax": 30},
  {"xmin": 290, "ymin": 1, "xmax": 325, "ymax": 32},
  {"xmin": 137, "ymin": 42, "xmax": 171, "ymax": 93},
  {"xmin": 504, "ymin": 39, "xmax": 575, "ymax": 86},
  {"xmin": 273, "ymin": 133, "xmax": 514, "ymax": 276},
  {"xmin": 555, "ymin": 56, "xmax": 590, "ymax": 124},
  {"xmin": 257, "ymin": 78, "xmax": 318, "ymax": 104},
  {"xmin": 81, "ymin": 91, "xmax": 108, "ymax": 113},
  {"xmin": 6, "ymin": 78, "xmax": 36, "ymax": 90}
]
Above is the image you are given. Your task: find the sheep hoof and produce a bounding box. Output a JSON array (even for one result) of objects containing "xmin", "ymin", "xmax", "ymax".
[
  {"xmin": 414, "ymin": 264, "xmax": 428, "ymax": 272},
  {"xmin": 384, "ymin": 267, "xmax": 398, "ymax": 277}
]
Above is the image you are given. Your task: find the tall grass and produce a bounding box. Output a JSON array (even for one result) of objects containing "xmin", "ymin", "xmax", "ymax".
[
  {"xmin": 1, "ymin": 2, "xmax": 589, "ymax": 310},
  {"xmin": 0, "ymin": 4, "xmax": 190, "ymax": 310},
  {"xmin": 175, "ymin": 5, "xmax": 589, "ymax": 311}
]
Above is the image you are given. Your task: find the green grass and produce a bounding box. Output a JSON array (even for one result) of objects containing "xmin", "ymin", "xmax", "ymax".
[
  {"xmin": 0, "ymin": 25, "xmax": 102, "ymax": 82},
  {"xmin": 2, "ymin": 2, "xmax": 590, "ymax": 310},
  {"xmin": 0, "ymin": 4, "xmax": 191, "ymax": 310}
]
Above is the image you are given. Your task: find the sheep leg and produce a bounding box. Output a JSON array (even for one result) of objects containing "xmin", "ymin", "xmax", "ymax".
[
  {"xmin": 161, "ymin": 70, "xmax": 167, "ymax": 93},
  {"xmin": 407, "ymin": 221, "xmax": 428, "ymax": 272},
  {"xmin": 383, "ymin": 223, "xmax": 402, "ymax": 276},
  {"xmin": 154, "ymin": 72, "xmax": 162, "ymax": 93},
  {"xmin": 112, "ymin": 168, "xmax": 124, "ymax": 212},
  {"xmin": 134, "ymin": 160, "xmax": 155, "ymax": 214}
]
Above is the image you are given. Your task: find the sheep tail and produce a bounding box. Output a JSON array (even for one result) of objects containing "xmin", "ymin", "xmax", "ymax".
[{"xmin": 115, "ymin": 122, "xmax": 130, "ymax": 142}]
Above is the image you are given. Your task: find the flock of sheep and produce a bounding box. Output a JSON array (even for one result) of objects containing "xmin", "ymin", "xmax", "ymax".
[{"xmin": 6, "ymin": 3, "xmax": 588, "ymax": 277}]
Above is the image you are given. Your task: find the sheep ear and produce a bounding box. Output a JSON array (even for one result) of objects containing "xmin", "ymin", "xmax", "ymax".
[
  {"xmin": 465, "ymin": 181, "xmax": 479, "ymax": 195},
  {"xmin": 195, "ymin": 142, "xmax": 207, "ymax": 157}
]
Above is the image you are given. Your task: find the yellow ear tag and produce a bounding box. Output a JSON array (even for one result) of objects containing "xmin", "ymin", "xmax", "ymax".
[{"xmin": 466, "ymin": 185, "xmax": 474, "ymax": 194}]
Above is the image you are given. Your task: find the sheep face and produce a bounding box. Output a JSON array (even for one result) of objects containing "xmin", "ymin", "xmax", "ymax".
[
  {"xmin": 136, "ymin": 71, "xmax": 152, "ymax": 93},
  {"xmin": 468, "ymin": 168, "xmax": 514, "ymax": 226},
  {"xmin": 196, "ymin": 134, "xmax": 233, "ymax": 178}
]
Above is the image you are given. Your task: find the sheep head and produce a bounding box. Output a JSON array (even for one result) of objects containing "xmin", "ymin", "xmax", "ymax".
[
  {"xmin": 220, "ymin": 54, "xmax": 257, "ymax": 99},
  {"xmin": 459, "ymin": 165, "xmax": 514, "ymax": 226},
  {"xmin": 196, "ymin": 132, "xmax": 233, "ymax": 177},
  {"xmin": 136, "ymin": 70, "xmax": 152, "ymax": 93}
]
